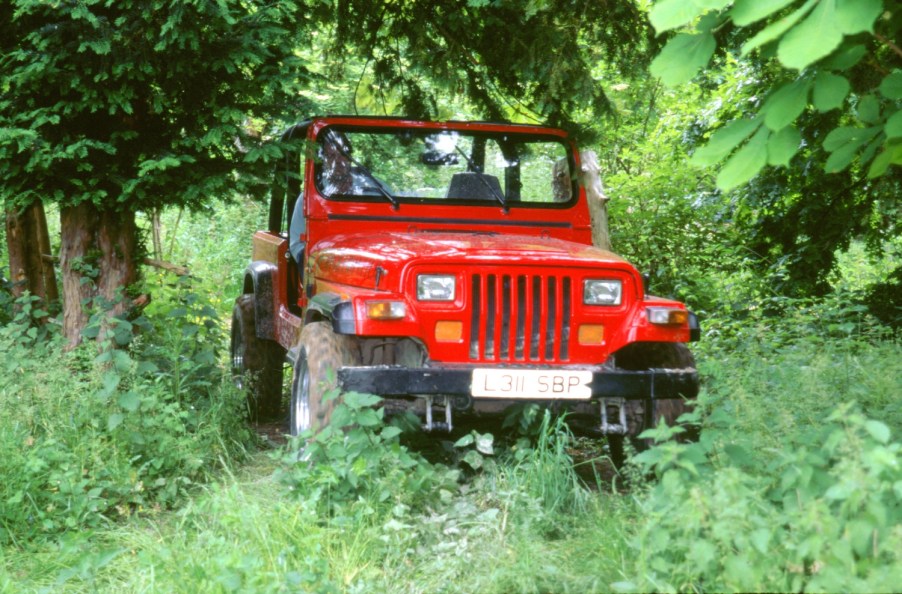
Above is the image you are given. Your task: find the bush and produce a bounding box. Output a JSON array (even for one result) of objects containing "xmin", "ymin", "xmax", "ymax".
[
  {"xmin": 626, "ymin": 404, "xmax": 902, "ymax": 593},
  {"xmin": 0, "ymin": 282, "xmax": 253, "ymax": 544}
]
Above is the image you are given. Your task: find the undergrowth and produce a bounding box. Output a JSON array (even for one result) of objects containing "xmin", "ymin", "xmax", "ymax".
[{"xmin": 0, "ymin": 279, "xmax": 253, "ymax": 546}]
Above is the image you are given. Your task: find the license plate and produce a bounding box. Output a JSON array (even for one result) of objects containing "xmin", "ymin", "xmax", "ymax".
[{"xmin": 471, "ymin": 369, "xmax": 592, "ymax": 400}]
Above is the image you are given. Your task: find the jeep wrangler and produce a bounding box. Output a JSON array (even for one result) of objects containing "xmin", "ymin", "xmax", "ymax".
[{"xmin": 231, "ymin": 116, "xmax": 699, "ymax": 447}]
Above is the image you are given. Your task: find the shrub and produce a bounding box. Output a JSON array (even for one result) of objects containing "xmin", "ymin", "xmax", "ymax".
[
  {"xmin": 625, "ymin": 404, "xmax": 902, "ymax": 593},
  {"xmin": 0, "ymin": 283, "xmax": 252, "ymax": 544}
]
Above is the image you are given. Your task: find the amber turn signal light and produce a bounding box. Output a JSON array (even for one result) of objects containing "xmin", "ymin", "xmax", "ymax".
[
  {"xmin": 366, "ymin": 301, "xmax": 406, "ymax": 320},
  {"xmin": 647, "ymin": 307, "xmax": 688, "ymax": 325},
  {"xmin": 435, "ymin": 320, "xmax": 464, "ymax": 342},
  {"xmin": 578, "ymin": 324, "xmax": 605, "ymax": 345}
]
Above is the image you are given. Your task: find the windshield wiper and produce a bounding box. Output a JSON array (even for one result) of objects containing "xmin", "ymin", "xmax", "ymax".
[
  {"xmin": 453, "ymin": 146, "xmax": 508, "ymax": 212},
  {"xmin": 332, "ymin": 144, "xmax": 399, "ymax": 210}
]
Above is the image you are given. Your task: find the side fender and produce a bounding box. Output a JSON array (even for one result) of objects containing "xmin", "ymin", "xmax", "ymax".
[
  {"xmin": 305, "ymin": 292, "xmax": 356, "ymax": 335},
  {"xmin": 242, "ymin": 261, "xmax": 277, "ymax": 340}
]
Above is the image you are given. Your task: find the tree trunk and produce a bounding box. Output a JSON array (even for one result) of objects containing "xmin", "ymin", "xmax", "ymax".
[
  {"xmin": 59, "ymin": 202, "xmax": 139, "ymax": 349},
  {"xmin": 579, "ymin": 150, "xmax": 612, "ymax": 251},
  {"xmin": 5, "ymin": 201, "xmax": 59, "ymax": 307}
]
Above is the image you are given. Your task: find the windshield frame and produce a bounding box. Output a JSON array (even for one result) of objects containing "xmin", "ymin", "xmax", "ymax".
[{"xmin": 311, "ymin": 124, "xmax": 580, "ymax": 210}]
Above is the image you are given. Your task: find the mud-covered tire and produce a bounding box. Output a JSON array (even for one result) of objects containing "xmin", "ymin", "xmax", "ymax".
[
  {"xmin": 231, "ymin": 294, "xmax": 285, "ymax": 421},
  {"xmin": 608, "ymin": 342, "xmax": 698, "ymax": 465},
  {"xmin": 289, "ymin": 322, "xmax": 361, "ymax": 437}
]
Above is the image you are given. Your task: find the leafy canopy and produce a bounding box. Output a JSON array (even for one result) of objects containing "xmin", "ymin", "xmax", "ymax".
[
  {"xmin": 649, "ymin": 0, "xmax": 900, "ymax": 190},
  {"xmin": 0, "ymin": 0, "xmax": 317, "ymax": 212}
]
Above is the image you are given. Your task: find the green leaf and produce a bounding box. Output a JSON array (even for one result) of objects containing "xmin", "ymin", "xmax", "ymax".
[
  {"xmin": 454, "ymin": 434, "xmax": 474, "ymax": 447},
  {"xmin": 763, "ymin": 80, "xmax": 811, "ymax": 130},
  {"xmin": 650, "ymin": 32, "xmax": 716, "ymax": 87},
  {"xmin": 107, "ymin": 413, "xmax": 124, "ymax": 431},
  {"xmin": 476, "ymin": 433, "xmax": 494, "ymax": 455},
  {"xmin": 112, "ymin": 350, "xmax": 132, "ymax": 374},
  {"xmin": 117, "ymin": 391, "xmax": 141, "ymax": 412},
  {"xmin": 879, "ymin": 71, "xmax": 902, "ymax": 99},
  {"xmin": 649, "ymin": 0, "xmax": 707, "ymax": 33},
  {"xmin": 858, "ymin": 94, "xmax": 881, "ymax": 124},
  {"xmin": 716, "ymin": 127, "xmax": 770, "ymax": 190},
  {"xmin": 885, "ymin": 110, "xmax": 902, "ymax": 139},
  {"xmin": 834, "ymin": 0, "xmax": 882, "ymax": 34},
  {"xmin": 742, "ymin": 0, "xmax": 817, "ymax": 55},
  {"xmin": 864, "ymin": 420, "xmax": 891, "ymax": 443},
  {"xmin": 825, "ymin": 141, "xmax": 861, "ymax": 172},
  {"xmin": 813, "ymin": 72, "xmax": 849, "ymax": 111},
  {"xmin": 649, "ymin": 0, "xmax": 730, "ymax": 33},
  {"xmin": 868, "ymin": 142, "xmax": 902, "ymax": 177},
  {"xmin": 691, "ymin": 118, "xmax": 762, "ymax": 166},
  {"xmin": 777, "ymin": 0, "xmax": 844, "ymax": 70},
  {"xmin": 768, "ymin": 126, "xmax": 802, "ymax": 166},
  {"xmin": 730, "ymin": 0, "xmax": 795, "ymax": 26},
  {"xmin": 823, "ymin": 43, "xmax": 867, "ymax": 69},
  {"xmin": 380, "ymin": 426, "xmax": 402, "ymax": 441},
  {"xmin": 462, "ymin": 449, "xmax": 484, "ymax": 470}
]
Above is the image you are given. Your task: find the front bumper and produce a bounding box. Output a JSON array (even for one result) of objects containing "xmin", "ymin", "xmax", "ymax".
[{"xmin": 338, "ymin": 365, "xmax": 699, "ymax": 402}]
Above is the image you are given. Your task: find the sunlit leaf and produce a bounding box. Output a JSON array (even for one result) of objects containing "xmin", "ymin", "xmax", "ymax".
[
  {"xmin": 777, "ymin": 0, "xmax": 843, "ymax": 70},
  {"xmin": 649, "ymin": 0, "xmax": 730, "ymax": 34},
  {"xmin": 649, "ymin": 0, "xmax": 707, "ymax": 33},
  {"xmin": 716, "ymin": 127, "xmax": 769, "ymax": 190},
  {"xmin": 650, "ymin": 32, "xmax": 716, "ymax": 87},
  {"xmin": 763, "ymin": 80, "xmax": 811, "ymax": 130},
  {"xmin": 741, "ymin": 0, "xmax": 817, "ymax": 55},
  {"xmin": 730, "ymin": 0, "xmax": 796, "ymax": 26},
  {"xmin": 690, "ymin": 118, "xmax": 762, "ymax": 166},
  {"xmin": 864, "ymin": 419, "xmax": 891, "ymax": 443},
  {"xmin": 813, "ymin": 72, "xmax": 849, "ymax": 111},
  {"xmin": 834, "ymin": 0, "xmax": 882, "ymax": 34},
  {"xmin": 767, "ymin": 125, "xmax": 802, "ymax": 166}
]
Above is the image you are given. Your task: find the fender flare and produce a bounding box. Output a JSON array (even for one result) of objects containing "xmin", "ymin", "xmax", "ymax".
[
  {"xmin": 242, "ymin": 261, "xmax": 277, "ymax": 340},
  {"xmin": 305, "ymin": 292, "xmax": 356, "ymax": 335}
]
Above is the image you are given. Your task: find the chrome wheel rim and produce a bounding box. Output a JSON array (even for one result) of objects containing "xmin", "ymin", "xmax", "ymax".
[{"xmin": 291, "ymin": 356, "xmax": 311, "ymax": 436}]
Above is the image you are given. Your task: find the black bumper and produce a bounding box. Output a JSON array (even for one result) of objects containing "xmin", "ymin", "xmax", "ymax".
[{"xmin": 338, "ymin": 366, "xmax": 699, "ymax": 401}]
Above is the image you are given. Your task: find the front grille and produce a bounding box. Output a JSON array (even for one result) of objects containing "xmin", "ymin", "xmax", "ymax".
[{"xmin": 469, "ymin": 273, "xmax": 571, "ymax": 363}]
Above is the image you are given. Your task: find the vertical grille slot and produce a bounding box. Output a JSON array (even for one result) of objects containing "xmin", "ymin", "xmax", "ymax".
[
  {"xmin": 545, "ymin": 276, "xmax": 557, "ymax": 360},
  {"xmin": 469, "ymin": 275, "xmax": 481, "ymax": 360},
  {"xmin": 469, "ymin": 272, "xmax": 572, "ymax": 363},
  {"xmin": 515, "ymin": 275, "xmax": 526, "ymax": 359},
  {"xmin": 560, "ymin": 277, "xmax": 571, "ymax": 361}
]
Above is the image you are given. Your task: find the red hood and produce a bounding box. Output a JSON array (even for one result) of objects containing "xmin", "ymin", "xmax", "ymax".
[{"xmin": 311, "ymin": 231, "xmax": 635, "ymax": 290}]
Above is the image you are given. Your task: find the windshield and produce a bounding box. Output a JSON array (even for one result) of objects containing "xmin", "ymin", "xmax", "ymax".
[{"xmin": 314, "ymin": 127, "xmax": 576, "ymax": 206}]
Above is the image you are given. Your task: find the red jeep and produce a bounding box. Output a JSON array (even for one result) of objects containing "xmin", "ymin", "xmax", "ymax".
[{"xmin": 231, "ymin": 116, "xmax": 699, "ymax": 445}]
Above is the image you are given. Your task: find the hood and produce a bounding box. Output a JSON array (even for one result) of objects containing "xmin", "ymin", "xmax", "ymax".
[{"xmin": 310, "ymin": 231, "xmax": 632, "ymax": 290}]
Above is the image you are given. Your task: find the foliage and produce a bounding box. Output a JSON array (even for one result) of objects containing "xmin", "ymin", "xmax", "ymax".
[
  {"xmin": 0, "ymin": 283, "xmax": 252, "ymax": 544},
  {"xmin": 627, "ymin": 404, "xmax": 902, "ymax": 593},
  {"xmin": 0, "ymin": 0, "xmax": 316, "ymax": 213},
  {"xmin": 325, "ymin": 0, "xmax": 656, "ymax": 130},
  {"xmin": 643, "ymin": 0, "xmax": 902, "ymax": 294},
  {"xmin": 276, "ymin": 390, "xmax": 459, "ymax": 517}
]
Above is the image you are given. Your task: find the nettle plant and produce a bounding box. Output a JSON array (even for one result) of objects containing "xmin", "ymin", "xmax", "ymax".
[{"xmin": 627, "ymin": 402, "xmax": 902, "ymax": 592}]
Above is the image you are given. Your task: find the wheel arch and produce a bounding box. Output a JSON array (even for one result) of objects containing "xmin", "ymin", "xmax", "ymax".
[{"xmin": 242, "ymin": 261, "xmax": 278, "ymax": 340}]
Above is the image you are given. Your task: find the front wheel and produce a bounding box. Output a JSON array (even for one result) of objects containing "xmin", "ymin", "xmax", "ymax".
[
  {"xmin": 289, "ymin": 322, "xmax": 361, "ymax": 437},
  {"xmin": 609, "ymin": 342, "xmax": 699, "ymax": 464}
]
